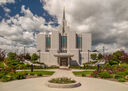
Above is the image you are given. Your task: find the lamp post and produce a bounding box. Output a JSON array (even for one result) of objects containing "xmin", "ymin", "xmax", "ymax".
[
  {"xmin": 24, "ymin": 46, "xmax": 26, "ymax": 56},
  {"xmin": 37, "ymin": 50, "xmax": 41, "ymax": 63},
  {"xmin": 88, "ymin": 50, "xmax": 91, "ymax": 63}
]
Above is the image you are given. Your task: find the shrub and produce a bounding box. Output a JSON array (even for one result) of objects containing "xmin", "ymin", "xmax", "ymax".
[
  {"xmin": 24, "ymin": 53, "xmax": 31, "ymax": 60},
  {"xmin": 69, "ymin": 66, "xmax": 82, "ymax": 69},
  {"xmin": 15, "ymin": 72, "xmax": 26, "ymax": 80},
  {"xmin": 118, "ymin": 78, "xmax": 126, "ymax": 82},
  {"xmin": 37, "ymin": 72, "xmax": 43, "ymax": 76},
  {"xmin": 98, "ymin": 53, "xmax": 103, "ymax": 60},
  {"xmin": 120, "ymin": 63, "xmax": 128, "ymax": 69},
  {"xmin": 1, "ymin": 76, "xmax": 12, "ymax": 82},
  {"xmin": 45, "ymin": 66, "xmax": 59, "ymax": 69},
  {"xmin": 91, "ymin": 53, "xmax": 97, "ymax": 60},
  {"xmin": 31, "ymin": 53, "xmax": 39, "ymax": 61},
  {"xmin": 92, "ymin": 71, "xmax": 99, "ymax": 78},
  {"xmin": 8, "ymin": 52, "xmax": 17, "ymax": 60},
  {"xmin": 114, "ymin": 72, "xmax": 126, "ymax": 79},
  {"xmin": 82, "ymin": 74, "xmax": 86, "ymax": 77},
  {"xmin": 0, "ymin": 72, "xmax": 5, "ymax": 78},
  {"xmin": 125, "ymin": 75, "xmax": 128, "ymax": 80},
  {"xmin": 125, "ymin": 70, "xmax": 128, "ymax": 75},
  {"xmin": 100, "ymin": 72, "xmax": 111, "ymax": 78},
  {"xmin": 30, "ymin": 72, "xmax": 35, "ymax": 75},
  {"xmin": 116, "ymin": 72, "xmax": 126, "ymax": 77},
  {"xmin": 109, "ymin": 60, "xmax": 118, "ymax": 65}
]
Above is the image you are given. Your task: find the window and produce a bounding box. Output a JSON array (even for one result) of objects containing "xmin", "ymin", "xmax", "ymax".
[
  {"xmin": 61, "ymin": 36, "xmax": 67, "ymax": 53},
  {"xmin": 61, "ymin": 36, "xmax": 67, "ymax": 49},
  {"xmin": 76, "ymin": 35, "xmax": 82, "ymax": 49},
  {"xmin": 45, "ymin": 35, "xmax": 51, "ymax": 52}
]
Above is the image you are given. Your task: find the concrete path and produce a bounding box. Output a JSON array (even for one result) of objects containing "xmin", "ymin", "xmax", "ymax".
[
  {"xmin": 50, "ymin": 69, "xmax": 75, "ymax": 78},
  {"xmin": 0, "ymin": 69, "xmax": 128, "ymax": 91}
]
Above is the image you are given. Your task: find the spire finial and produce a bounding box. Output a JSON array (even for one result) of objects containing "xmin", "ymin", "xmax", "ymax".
[{"xmin": 63, "ymin": 6, "xmax": 65, "ymax": 20}]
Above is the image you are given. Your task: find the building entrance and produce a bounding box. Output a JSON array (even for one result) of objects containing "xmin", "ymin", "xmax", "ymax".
[{"xmin": 60, "ymin": 58, "xmax": 68, "ymax": 66}]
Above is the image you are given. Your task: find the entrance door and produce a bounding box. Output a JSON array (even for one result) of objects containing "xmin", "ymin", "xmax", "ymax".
[{"xmin": 60, "ymin": 58, "xmax": 68, "ymax": 66}]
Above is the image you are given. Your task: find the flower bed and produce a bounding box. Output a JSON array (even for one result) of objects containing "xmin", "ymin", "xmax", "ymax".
[
  {"xmin": 49, "ymin": 77, "xmax": 76, "ymax": 84},
  {"xmin": 73, "ymin": 63, "xmax": 128, "ymax": 82},
  {"xmin": 47, "ymin": 77, "xmax": 81, "ymax": 88}
]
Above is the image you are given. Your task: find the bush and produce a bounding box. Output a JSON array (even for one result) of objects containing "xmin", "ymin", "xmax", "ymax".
[
  {"xmin": 1, "ymin": 76, "xmax": 12, "ymax": 82},
  {"xmin": 69, "ymin": 66, "xmax": 82, "ymax": 69},
  {"xmin": 45, "ymin": 66, "xmax": 59, "ymax": 69},
  {"xmin": 92, "ymin": 71, "xmax": 99, "ymax": 78},
  {"xmin": 91, "ymin": 53, "xmax": 97, "ymax": 60},
  {"xmin": 120, "ymin": 63, "xmax": 128, "ymax": 69},
  {"xmin": 85, "ymin": 66, "xmax": 97, "ymax": 69},
  {"xmin": 118, "ymin": 78, "xmax": 126, "ymax": 82},
  {"xmin": 8, "ymin": 52, "xmax": 17, "ymax": 60},
  {"xmin": 125, "ymin": 70, "xmax": 128, "ymax": 75},
  {"xmin": 125, "ymin": 75, "xmax": 128, "ymax": 80},
  {"xmin": 15, "ymin": 72, "xmax": 26, "ymax": 80},
  {"xmin": 114, "ymin": 72, "xmax": 126, "ymax": 79},
  {"xmin": 82, "ymin": 74, "xmax": 86, "ymax": 77},
  {"xmin": 29, "ymin": 72, "xmax": 35, "ymax": 75},
  {"xmin": 37, "ymin": 72, "xmax": 43, "ymax": 76},
  {"xmin": 98, "ymin": 53, "xmax": 103, "ymax": 60},
  {"xmin": 100, "ymin": 72, "xmax": 111, "ymax": 78},
  {"xmin": 0, "ymin": 72, "xmax": 5, "ymax": 78},
  {"xmin": 109, "ymin": 60, "xmax": 118, "ymax": 65},
  {"xmin": 24, "ymin": 53, "xmax": 31, "ymax": 60},
  {"xmin": 116, "ymin": 72, "xmax": 126, "ymax": 77},
  {"xmin": 31, "ymin": 53, "xmax": 39, "ymax": 61}
]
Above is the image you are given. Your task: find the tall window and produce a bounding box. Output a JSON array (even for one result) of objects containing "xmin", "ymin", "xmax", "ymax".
[
  {"xmin": 76, "ymin": 35, "xmax": 82, "ymax": 49},
  {"xmin": 61, "ymin": 36, "xmax": 67, "ymax": 53},
  {"xmin": 45, "ymin": 35, "xmax": 51, "ymax": 52}
]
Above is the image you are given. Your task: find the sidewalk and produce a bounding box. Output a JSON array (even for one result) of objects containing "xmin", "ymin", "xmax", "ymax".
[{"xmin": 1, "ymin": 69, "xmax": 128, "ymax": 91}]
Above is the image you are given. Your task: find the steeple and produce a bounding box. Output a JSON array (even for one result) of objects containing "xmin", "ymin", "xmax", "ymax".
[
  {"xmin": 62, "ymin": 7, "xmax": 66, "ymax": 34},
  {"xmin": 63, "ymin": 7, "xmax": 65, "ymax": 20}
]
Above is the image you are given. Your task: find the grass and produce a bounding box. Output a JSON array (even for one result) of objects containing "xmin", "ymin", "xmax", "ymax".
[
  {"xmin": 73, "ymin": 71, "xmax": 94, "ymax": 76},
  {"xmin": 26, "ymin": 71, "xmax": 55, "ymax": 76}
]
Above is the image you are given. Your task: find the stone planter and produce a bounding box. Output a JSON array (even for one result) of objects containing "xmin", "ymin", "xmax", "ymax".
[{"xmin": 46, "ymin": 80, "xmax": 81, "ymax": 88}]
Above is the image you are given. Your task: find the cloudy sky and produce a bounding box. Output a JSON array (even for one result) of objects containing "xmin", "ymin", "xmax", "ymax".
[{"xmin": 0, "ymin": 0, "xmax": 128, "ymax": 53}]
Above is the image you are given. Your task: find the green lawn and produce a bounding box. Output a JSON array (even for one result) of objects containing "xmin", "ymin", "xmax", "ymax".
[
  {"xmin": 73, "ymin": 71, "xmax": 94, "ymax": 76},
  {"xmin": 26, "ymin": 71, "xmax": 55, "ymax": 75}
]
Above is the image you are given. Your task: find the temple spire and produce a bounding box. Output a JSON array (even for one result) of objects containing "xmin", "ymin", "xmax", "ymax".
[{"xmin": 63, "ymin": 7, "xmax": 65, "ymax": 20}]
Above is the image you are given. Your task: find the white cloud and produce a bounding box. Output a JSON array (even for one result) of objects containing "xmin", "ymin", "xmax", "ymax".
[
  {"xmin": 0, "ymin": 5, "xmax": 55, "ymax": 53},
  {"xmin": 0, "ymin": 0, "xmax": 15, "ymax": 5},
  {"xmin": 95, "ymin": 43, "xmax": 126, "ymax": 53},
  {"xmin": 3, "ymin": 7, "xmax": 11, "ymax": 13},
  {"xmin": 42, "ymin": 0, "xmax": 128, "ymax": 52}
]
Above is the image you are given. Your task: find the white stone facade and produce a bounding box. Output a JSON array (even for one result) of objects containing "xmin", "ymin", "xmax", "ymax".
[{"xmin": 36, "ymin": 10, "xmax": 92, "ymax": 66}]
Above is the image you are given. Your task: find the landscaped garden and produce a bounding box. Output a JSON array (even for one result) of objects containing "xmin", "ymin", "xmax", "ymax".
[
  {"xmin": 0, "ymin": 70, "xmax": 54, "ymax": 82},
  {"xmin": 73, "ymin": 51, "xmax": 128, "ymax": 82},
  {"xmin": 0, "ymin": 49, "xmax": 55, "ymax": 82}
]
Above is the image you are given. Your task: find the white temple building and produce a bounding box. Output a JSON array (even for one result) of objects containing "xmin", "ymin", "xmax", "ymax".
[{"xmin": 36, "ymin": 9, "xmax": 92, "ymax": 66}]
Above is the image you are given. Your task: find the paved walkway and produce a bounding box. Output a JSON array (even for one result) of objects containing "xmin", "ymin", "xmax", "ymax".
[{"xmin": 0, "ymin": 69, "xmax": 128, "ymax": 91}]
